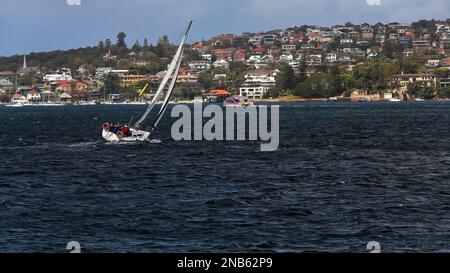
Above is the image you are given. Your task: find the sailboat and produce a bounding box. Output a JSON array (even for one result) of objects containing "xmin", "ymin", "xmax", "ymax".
[{"xmin": 102, "ymin": 21, "xmax": 192, "ymax": 142}]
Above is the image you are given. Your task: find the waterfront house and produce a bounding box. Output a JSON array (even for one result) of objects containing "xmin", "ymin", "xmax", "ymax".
[
  {"xmin": 59, "ymin": 92, "xmax": 72, "ymax": 103},
  {"xmin": 239, "ymin": 86, "xmax": 270, "ymax": 100},
  {"xmin": 391, "ymin": 73, "xmax": 439, "ymax": 87},
  {"xmin": 11, "ymin": 93, "xmax": 27, "ymax": 103},
  {"xmin": 350, "ymin": 90, "xmax": 382, "ymax": 102},
  {"xmin": 26, "ymin": 89, "xmax": 41, "ymax": 102},
  {"xmin": 41, "ymin": 90, "xmax": 55, "ymax": 102}
]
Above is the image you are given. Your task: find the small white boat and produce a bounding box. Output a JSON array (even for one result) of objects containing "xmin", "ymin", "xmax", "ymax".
[
  {"xmin": 27, "ymin": 103, "xmax": 65, "ymax": 107},
  {"xmin": 5, "ymin": 103, "xmax": 24, "ymax": 108},
  {"xmin": 102, "ymin": 127, "xmax": 150, "ymax": 142},
  {"xmin": 224, "ymin": 96, "xmax": 254, "ymax": 107},
  {"xmin": 389, "ymin": 98, "xmax": 401, "ymax": 102},
  {"xmin": 415, "ymin": 98, "xmax": 425, "ymax": 101}
]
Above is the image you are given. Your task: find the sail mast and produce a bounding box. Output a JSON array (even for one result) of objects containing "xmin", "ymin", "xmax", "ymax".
[{"xmin": 133, "ymin": 21, "xmax": 192, "ymax": 129}]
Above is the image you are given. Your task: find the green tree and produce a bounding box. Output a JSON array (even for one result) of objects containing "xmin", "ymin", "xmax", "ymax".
[
  {"xmin": 294, "ymin": 73, "xmax": 336, "ymax": 98},
  {"xmin": 143, "ymin": 38, "xmax": 149, "ymax": 48},
  {"xmin": 132, "ymin": 39, "xmax": 142, "ymax": 51},
  {"xmin": 116, "ymin": 32, "xmax": 127, "ymax": 48},
  {"xmin": 276, "ymin": 64, "xmax": 296, "ymax": 93},
  {"xmin": 105, "ymin": 39, "xmax": 112, "ymax": 49}
]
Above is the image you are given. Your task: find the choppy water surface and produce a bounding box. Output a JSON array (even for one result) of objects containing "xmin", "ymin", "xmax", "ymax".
[{"xmin": 1, "ymin": 102, "xmax": 450, "ymax": 253}]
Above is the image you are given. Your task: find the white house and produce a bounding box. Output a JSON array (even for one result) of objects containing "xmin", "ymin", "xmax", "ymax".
[
  {"xmin": 279, "ymin": 54, "xmax": 294, "ymax": 62},
  {"xmin": 44, "ymin": 68, "xmax": 73, "ymax": 83},
  {"xmin": 95, "ymin": 67, "xmax": 129, "ymax": 79},
  {"xmin": 240, "ymin": 86, "xmax": 270, "ymax": 100},
  {"xmin": 26, "ymin": 90, "xmax": 41, "ymax": 102},
  {"xmin": 189, "ymin": 61, "xmax": 211, "ymax": 72},
  {"xmin": 202, "ymin": 54, "xmax": 212, "ymax": 61},
  {"xmin": 326, "ymin": 53, "xmax": 338, "ymax": 63},
  {"xmin": 212, "ymin": 60, "xmax": 230, "ymax": 69}
]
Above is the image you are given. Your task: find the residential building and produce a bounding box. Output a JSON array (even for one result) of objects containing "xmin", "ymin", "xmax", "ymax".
[
  {"xmin": 177, "ymin": 74, "xmax": 198, "ymax": 84},
  {"xmin": 282, "ymin": 44, "xmax": 296, "ymax": 53},
  {"xmin": 0, "ymin": 79, "xmax": 13, "ymax": 91},
  {"xmin": 0, "ymin": 71, "xmax": 14, "ymax": 79},
  {"xmin": 43, "ymin": 68, "xmax": 73, "ymax": 83},
  {"xmin": 326, "ymin": 52, "xmax": 338, "ymax": 63},
  {"xmin": 243, "ymin": 69, "xmax": 277, "ymax": 87},
  {"xmin": 189, "ymin": 61, "xmax": 211, "ymax": 72},
  {"xmin": 233, "ymin": 49, "xmax": 247, "ymax": 62},
  {"xmin": 27, "ymin": 89, "xmax": 41, "ymax": 102},
  {"xmin": 440, "ymin": 78, "xmax": 450, "ymax": 88},
  {"xmin": 212, "ymin": 48, "xmax": 235, "ymax": 61},
  {"xmin": 212, "ymin": 60, "xmax": 230, "ymax": 69},
  {"xmin": 392, "ymin": 73, "xmax": 439, "ymax": 87},
  {"xmin": 412, "ymin": 39, "xmax": 432, "ymax": 51},
  {"xmin": 95, "ymin": 67, "xmax": 129, "ymax": 78},
  {"xmin": 240, "ymin": 86, "xmax": 270, "ymax": 100},
  {"xmin": 361, "ymin": 27, "xmax": 374, "ymax": 40},
  {"xmin": 115, "ymin": 74, "xmax": 147, "ymax": 87},
  {"xmin": 263, "ymin": 34, "xmax": 276, "ymax": 45}
]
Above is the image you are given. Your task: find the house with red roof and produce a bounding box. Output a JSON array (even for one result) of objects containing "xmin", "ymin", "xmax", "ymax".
[
  {"xmin": 233, "ymin": 49, "xmax": 246, "ymax": 62},
  {"xmin": 212, "ymin": 48, "xmax": 235, "ymax": 61},
  {"xmin": 26, "ymin": 89, "xmax": 41, "ymax": 102},
  {"xmin": 252, "ymin": 47, "xmax": 265, "ymax": 55}
]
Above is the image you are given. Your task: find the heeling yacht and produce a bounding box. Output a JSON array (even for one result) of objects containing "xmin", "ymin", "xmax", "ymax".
[{"xmin": 102, "ymin": 21, "xmax": 193, "ymax": 142}]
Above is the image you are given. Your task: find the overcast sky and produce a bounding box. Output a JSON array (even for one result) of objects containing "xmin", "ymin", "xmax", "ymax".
[{"xmin": 0, "ymin": 0, "xmax": 449, "ymax": 56}]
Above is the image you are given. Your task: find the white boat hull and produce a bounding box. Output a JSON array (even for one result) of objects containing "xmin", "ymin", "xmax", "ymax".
[
  {"xmin": 5, "ymin": 103, "xmax": 25, "ymax": 107},
  {"xmin": 102, "ymin": 129, "xmax": 150, "ymax": 142}
]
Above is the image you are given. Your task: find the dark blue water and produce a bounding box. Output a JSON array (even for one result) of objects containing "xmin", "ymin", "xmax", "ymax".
[{"xmin": 1, "ymin": 101, "xmax": 450, "ymax": 253}]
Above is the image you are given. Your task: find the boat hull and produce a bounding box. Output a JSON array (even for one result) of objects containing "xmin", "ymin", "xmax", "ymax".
[{"xmin": 102, "ymin": 129, "xmax": 150, "ymax": 142}]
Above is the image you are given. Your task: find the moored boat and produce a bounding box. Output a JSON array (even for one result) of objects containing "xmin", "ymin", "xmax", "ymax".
[{"xmin": 224, "ymin": 96, "xmax": 254, "ymax": 107}]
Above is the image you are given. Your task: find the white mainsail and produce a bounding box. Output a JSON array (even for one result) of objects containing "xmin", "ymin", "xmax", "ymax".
[
  {"xmin": 133, "ymin": 21, "xmax": 192, "ymax": 130},
  {"xmin": 150, "ymin": 48, "xmax": 184, "ymax": 131}
]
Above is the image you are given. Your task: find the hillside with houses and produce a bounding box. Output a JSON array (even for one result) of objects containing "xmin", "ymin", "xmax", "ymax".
[{"xmin": 1, "ymin": 19, "xmax": 450, "ymax": 104}]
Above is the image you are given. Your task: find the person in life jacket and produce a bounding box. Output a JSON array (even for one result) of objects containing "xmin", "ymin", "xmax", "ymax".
[
  {"xmin": 109, "ymin": 123, "xmax": 120, "ymax": 134},
  {"xmin": 122, "ymin": 126, "xmax": 132, "ymax": 137}
]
